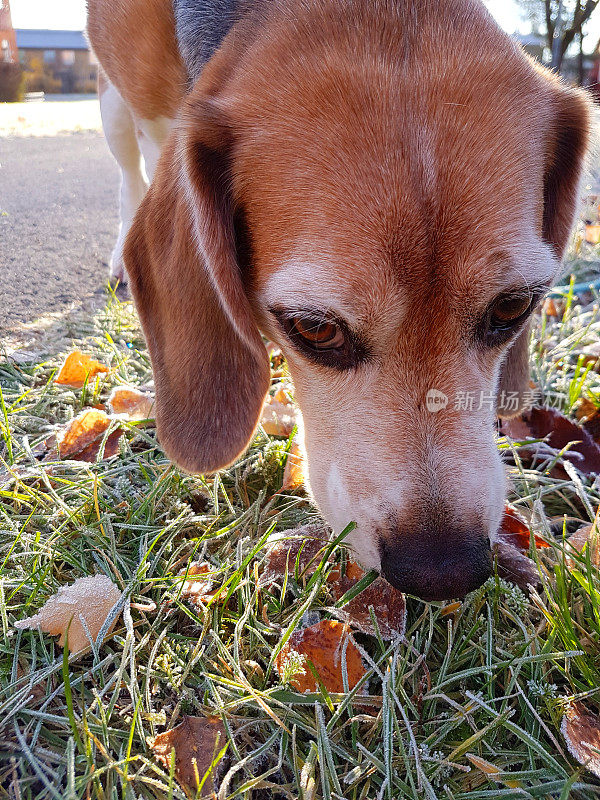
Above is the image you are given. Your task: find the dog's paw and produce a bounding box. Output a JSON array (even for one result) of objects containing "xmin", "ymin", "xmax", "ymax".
[{"xmin": 109, "ymin": 249, "xmax": 129, "ymax": 285}]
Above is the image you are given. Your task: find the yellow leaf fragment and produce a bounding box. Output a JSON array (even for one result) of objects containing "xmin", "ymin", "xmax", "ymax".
[
  {"xmin": 55, "ymin": 350, "xmax": 108, "ymax": 388},
  {"xmin": 14, "ymin": 575, "xmax": 121, "ymax": 654},
  {"xmin": 282, "ymin": 440, "xmax": 305, "ymax": 490},
  {"xmin": 466, "ymin": 754, "xmax": 522, "ymax": 788},
  {"xmin": 178, "ymin": 561, "xmax": 226, "ymax": 607}
]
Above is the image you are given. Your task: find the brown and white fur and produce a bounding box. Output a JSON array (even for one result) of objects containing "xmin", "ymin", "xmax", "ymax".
[{"xmin": 88, "ymin": 0, "xmax": 592, "ymax": 600}]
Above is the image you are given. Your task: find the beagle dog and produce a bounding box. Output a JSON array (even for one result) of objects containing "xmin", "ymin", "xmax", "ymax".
[{"xmin": 87, "ymin": 0, "xmax": 591, "ymax": 601}]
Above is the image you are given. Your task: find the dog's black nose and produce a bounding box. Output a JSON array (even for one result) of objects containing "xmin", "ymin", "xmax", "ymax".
[{"xmin": 380, "ymin": 530, "xmax": 492, "ymax": 601}]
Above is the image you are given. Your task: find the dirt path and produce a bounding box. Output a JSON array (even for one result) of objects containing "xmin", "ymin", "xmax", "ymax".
[{"xmin": 0, "ymin": 130, "xmax": 121, "ymax": 350}]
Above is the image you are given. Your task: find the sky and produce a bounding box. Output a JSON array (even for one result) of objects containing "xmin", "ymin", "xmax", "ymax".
[{"xmin": 7, "ymin": 0, "xmax": 600, "ymax": 48}]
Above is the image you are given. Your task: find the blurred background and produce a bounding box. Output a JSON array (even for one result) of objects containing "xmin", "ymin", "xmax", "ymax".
[
  {"xmin": 2, "ymin": 0, "xmax": 600, "ymax": 346},
  {"xmin": 3, "ymin": 0, "xmax": 600, "ymax": 102}
]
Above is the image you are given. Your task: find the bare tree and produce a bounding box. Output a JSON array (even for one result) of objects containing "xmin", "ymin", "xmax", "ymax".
[{"xmin": 519, "ymin": 0, "xmax": 600, "ymax": 71}]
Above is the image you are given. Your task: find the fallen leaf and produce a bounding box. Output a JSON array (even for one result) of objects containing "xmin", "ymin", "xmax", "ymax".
[
  {"xmin": 542, "ymin": 297, "xmax": 561, "ymax": 318},
  {"xmin": 581, "ymin": 343, "xmax": 600, "ymax": 369},
  {"xmin": 177, "ymin": 562, "xmax": 226, "ymax": 606},
  {"xmin": 152, "ymin": 715, "xmax": 226, "ymax": 798},
  {"xmin": 260, "ymin": 395, "xmax": 299, "ymax": 437},
  {"xmin": 260, "ymin": 524, "xmax": 331, "ymax": 587},
  {"xmin": 466, "ymin": 754, "xmax": 523, "ymax": 788},
  {"xmin": 494, "ymin": 539, "xmax": 541, "ymax": 590},
  {"xmin": 72, "ymin": 430, "xmax": 122, "ymax": 462},
  {"xmin": 275, "ymin": 619, "xmax": 366, "ymax": 694},
  {"xmin": 57, "ymin": 409, "xmax": 120, "ymax": 461},
  {"xmin": 568, "ymin": 522, "xmax": 600, "ymax": 568},
  {"xmin": 441, "ymin": 601, "xmax": 462, "ymax": 617},
  {"xmin": 273, "ymin": 385, "xmax": 292, "ymax": 405},
  {"xmin": 55, "ymin": 350, "xmax": 108, "ymax": 388},
  {"xmin": 577, "ymin": 398, "xmax": 600, "ymax": 442},
  {"xmin": 497, "ymin": 506, "xmax": 549, "ymax": 550},
  {"xmin": 108, "ymin": 385, "xmax": 154, "ymax": 420},
  {"xmin": 282, "ymin": 440, "xmax": 305, "ymax": 491},
  {"xmin": 328, "ymin": 561, "xmax": 406, "ymax": 639},
  {"xmin": 562, "ymin": 702, "xmax": 600, "ymax": 778},
  {"xmin": 585, "ymin": 222, "xmax": 600, "ymax": 245},
  {"xmin": 14, "ymin": 575, "xmax": 121, "ymax": 654},
  {"xmin": 502, "ymin": 406, "xmax": 600, "ymax": 476}
]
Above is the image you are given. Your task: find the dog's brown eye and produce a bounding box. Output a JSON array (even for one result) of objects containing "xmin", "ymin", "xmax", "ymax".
[
  {"xmin": 290, "ymin": 318, "xmax": 344, "ymax": 350},
  {"xmin": 491, "ymin": 295, "xmax": 532, "ymax": 325}
]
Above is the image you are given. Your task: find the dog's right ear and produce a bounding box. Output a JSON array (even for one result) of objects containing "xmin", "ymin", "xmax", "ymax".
[
  {"xmin": 498, "ymin": 80, "xmax": 592, "ymax": 418},
  {"xmin": 124, "ymin": 100, "xmax": 270, "ymax": 474}
]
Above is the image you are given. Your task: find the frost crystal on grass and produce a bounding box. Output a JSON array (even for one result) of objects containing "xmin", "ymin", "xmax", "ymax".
[
  {"xmin": 527, "ymin": 679, "xmax": 558, "ymax": 699},
  {"xmin": 277, "ymin": 648, "xmax": 307, "ymax": 685}
]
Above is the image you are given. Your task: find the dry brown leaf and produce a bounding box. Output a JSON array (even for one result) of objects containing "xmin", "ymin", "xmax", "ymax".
[
  {"xmin": 71, "ymin": 429, "xmax": 121, "ymax": 462},
  {"xmin": 55, "ymin": 350, "xmax": 108, "ymax": 388},
  {"xmin": 328, "ymin": 561, "xmax": 406, "ymax": 639},
  {"xmin": 152, "ymin": 715, "xmax": 226, "ymax": 798},
  {"xmin": 502, "ymin": 406, "xmax": 600, "ymax": 476},
  {"xmin": 494, "ymin": 539, "xmax": 540, "ymax": 590},
  {"xmin": 108, "ymin": 385, "xmax": 155, "ymax": 421},
  {"xmin": 562, "ymin": 702, "xmax": 600, "ymax": 778},
  {"xmin": 275, "ymin": 619, "xmax": 366, "ymax": 694},
  {"xmin": 57, "ymin": 409, "xmax": 120, "ymax": 462},
  {"xmin": 282, "ymin": 440, "xmax": 305, "ymax": 491},
  {"xmin": 568, "ymin": 522, "xmax": 600, "ymax": 568},
  {"xmin": 178, "ymin": 562, "xmax": 226, "ymax": 606},
  {"xmin": 14, "ymin": 575, "xmax": 121, "ymax": 654},
  {"xmin": 260, "ymin": 524, "xmax": 331, "ymax": 587},
  {"xmin": 260, "ymin": 395, "xmax": 299, "ymax": 437}
]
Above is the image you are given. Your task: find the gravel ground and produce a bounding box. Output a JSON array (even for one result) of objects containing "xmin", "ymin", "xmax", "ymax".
[{"xmin": 0, "ymin": 130, "xmax": 121, "ymax": 348}]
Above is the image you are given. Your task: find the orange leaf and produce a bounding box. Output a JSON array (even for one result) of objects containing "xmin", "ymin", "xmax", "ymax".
[
  {"xmin": 275, "ymin": 619, "xmax": 365, "ymax": 694},
  {"xmin": 57, "ymin": 409, "xmax": 120, "ymax": 461},
  {"xmin": 108, "ymin": 385, "xmax": 154, "ymax": 421},
  {"xmin": 14, "ymin": 575, "xmax": 121, "ymax": 654},
  {"xmin": 498, "ymin": 506, "xmax": 549, "ymax": 550},
  {"xmin": 55, "ymin": 350, "xmax": 108, "ymax": 388},
  {"xmin": 562, "ymin": 702, "xmax": 600, "ymax": 778},
  {"xmin": 152, "ymin": 715, "xmax": 226, "ymax": 798},
  {"xmin": 282, "ymin": 440, "xmax": 304, "ymax": 490}
]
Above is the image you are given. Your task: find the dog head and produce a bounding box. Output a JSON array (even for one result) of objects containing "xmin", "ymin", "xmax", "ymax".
[{"xmin": 125, "ymin": 0, "xmax": 591, "ymax": 600}]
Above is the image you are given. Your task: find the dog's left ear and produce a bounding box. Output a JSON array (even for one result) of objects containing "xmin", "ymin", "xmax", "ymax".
[
  {"xmin": 124, "ymin": 96, "xmax": 271, "ymax": 474},
  {"xmin": 498, "ymin": 82, "xmax": 592, "ymax": 417}
]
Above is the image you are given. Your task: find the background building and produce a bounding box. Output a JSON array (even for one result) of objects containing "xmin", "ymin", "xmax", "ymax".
[{"xmin": 16, "ymin": 28, "xmax": 97, "ymax": 93}]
